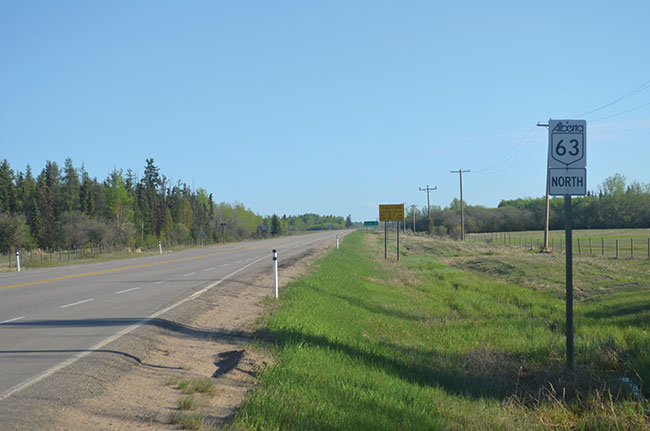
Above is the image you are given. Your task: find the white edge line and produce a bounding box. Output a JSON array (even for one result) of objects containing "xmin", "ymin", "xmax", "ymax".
[
  {"xmin": 59, "ymin": 298, "xmax": 95, "ymax": 309},
  {"xmin": 0, "ymin": 316, "xmax": 26, "ymax": 324},
  {"xmin": 0, "ymin": 253, "xmax": 270, "ymax": 402},
  {"xmin": 154, "ymin": 280, "xmax": 166, "ymax": 285},
  {"xmin": 115, "ymin": 287, "xmax": 141, "ymax": 295},
  {"xmin": 183, "ymin": 272, "xmax": 196, "ymax": 277}
]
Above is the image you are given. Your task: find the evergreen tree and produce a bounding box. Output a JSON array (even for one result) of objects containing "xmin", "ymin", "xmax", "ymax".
[
  {"xmin": 61, "ymin": 158, "xmax": 81, "ymax": 213},
  {"xmin": 0, "ymin": 160, "xmax": 16, "ymax": 214},
  {"xmin": 271, "ymin": 214, "xmax": 281, "ymax": 235}
]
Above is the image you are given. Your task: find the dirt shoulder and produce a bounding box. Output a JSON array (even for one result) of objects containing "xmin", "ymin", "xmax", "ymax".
[{"xmin": 39, "ymin": 243, "xmax": 331, "ymax": 431}]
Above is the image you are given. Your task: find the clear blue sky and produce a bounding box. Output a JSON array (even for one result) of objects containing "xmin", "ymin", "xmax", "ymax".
[{"xmin": 2, "ymin": 1, "xmax": 649, "ymax": 222}]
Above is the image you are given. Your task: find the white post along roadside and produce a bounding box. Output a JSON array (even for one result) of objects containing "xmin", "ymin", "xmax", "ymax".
[
  {"xmin": 273, "ymin": 249, "xmax": 279, "ymax": 298},
  {"xmin": 547, "ymin": 119, "xmax": 587, "ymax": 371},
  {"xmin": 16, "ymin": 250, "xmax": 20, "ymax": 272}
]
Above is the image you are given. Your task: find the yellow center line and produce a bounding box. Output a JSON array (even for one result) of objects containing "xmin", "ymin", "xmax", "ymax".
[{"xmin": 0, "ymin": 245, "xmax": 262, "ymax": 290}]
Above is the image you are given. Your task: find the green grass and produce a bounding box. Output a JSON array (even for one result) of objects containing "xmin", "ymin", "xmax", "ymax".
[
  {"xmin": 232, "ymin": 231, "xmax": 649, "ymax": 430},
  {"xmin": 169, "ymin": 411, "xmax": 204, "ymax": 430},
  {"xmin": 175, "ymin": 377, "xmax": 216, "ymax": 396},
  {"xmin": 178, "ymin": 395, "xmax": 197, "ymax": 411}
]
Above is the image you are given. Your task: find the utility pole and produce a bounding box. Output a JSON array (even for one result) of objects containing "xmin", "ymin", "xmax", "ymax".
[
  {"xmin": 450, "ymin": 169, "xmax": 470, "ymax": 241},
  {"xmin": 537, "ymin": 121, "xmax": 550, "ymax": 252},
  {"xmin": 410, "ymin": 204, "xmax": 417, "ymax": 233},
  {"xmin": 419, "ymin": 185, "xmax": 437, "ymax": 235}
]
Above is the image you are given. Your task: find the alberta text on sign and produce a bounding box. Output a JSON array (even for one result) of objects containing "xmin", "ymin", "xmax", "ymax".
[{"xmin": 379, "ymin": 204, "xmax": 404, "ymax": 222}]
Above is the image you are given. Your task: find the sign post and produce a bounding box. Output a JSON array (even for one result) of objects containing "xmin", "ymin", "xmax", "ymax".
[
  {"xmin": 548, "ymin": 119, "xmax": 586, "ymax": 371},
  {"xmin": 379, "ymin": 204, "xmax": 405, "ymax": 261}
]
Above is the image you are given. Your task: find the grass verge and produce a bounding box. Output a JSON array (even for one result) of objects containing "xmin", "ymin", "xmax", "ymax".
[
  {"xmin": 169, "ymin": 411, "xmax": 204, "ymax": 430},
  {"xmin": 232, "ymin": 231, "xmax": 649, "ymax": 430}
]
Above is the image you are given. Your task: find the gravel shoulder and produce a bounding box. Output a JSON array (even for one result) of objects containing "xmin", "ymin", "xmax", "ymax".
[{"xmin": 1, "ymin": 242, "xmax": 331, "ymax": 431}]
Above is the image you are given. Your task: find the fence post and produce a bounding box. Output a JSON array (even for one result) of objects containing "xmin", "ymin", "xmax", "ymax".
[
  {"xmin": 552, "ymin": 238, "xmax": 555, "ymax": 252},
  {"xmin": 589, "ymin": 238, "xmax": 593, "ymax": 255},
  {"xmin": 8, "ymin": 250, "xmax": 11, "ymax": 269},
  {"xmin": 616, "ymin": 239, "xmax": 619, "ymax": 259},
  {"xmin": 560, "ymin": 238, "xmax": 563, "ymax": 254},
  {"xmin": 631, "ymin": 238, "xmax": 634, "ymax": 259},
  {"xmin": 577, "ymin": 238, "xmax": 581, "ymax": 255},
  {"xmin": 601, "ymin": 237, "xmax": 604, "ymax": 256}
]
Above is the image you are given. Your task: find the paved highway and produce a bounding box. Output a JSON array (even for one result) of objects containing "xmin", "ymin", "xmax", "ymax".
[{"xmin": 0, "ymin": 231, "xmax": 348, "ymax": 401}]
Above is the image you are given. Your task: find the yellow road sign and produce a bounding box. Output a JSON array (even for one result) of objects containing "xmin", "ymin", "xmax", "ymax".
[{"xmin": 379, "ymin": 204, "xmax": 404, "ymax": 222}]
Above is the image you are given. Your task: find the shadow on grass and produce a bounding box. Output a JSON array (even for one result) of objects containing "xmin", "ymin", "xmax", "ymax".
[
  {"xmin": 583, "ymin": 299, "xmax": 650, "ymax": 321},
  {"xmin": 308, "ymin": 285, "xmax": 425, "ymax": 322},
  {"xmin": 255, "ymin": 326, "xmax": 645, "ymax": 404}
]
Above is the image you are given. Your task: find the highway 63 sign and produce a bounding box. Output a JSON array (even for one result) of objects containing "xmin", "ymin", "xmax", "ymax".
[
  {"xmin": 548, "ymin": 119, "xmax": 587, "ymax": 196},
  {"xmin": 548, "ymin": 119, "xmax": 586, "ymax": 168}
]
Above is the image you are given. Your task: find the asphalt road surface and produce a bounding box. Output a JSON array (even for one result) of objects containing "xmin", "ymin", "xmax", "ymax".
[{"xmin": 0, "ymin": 231, "xmax": 348, "ymax": 403}]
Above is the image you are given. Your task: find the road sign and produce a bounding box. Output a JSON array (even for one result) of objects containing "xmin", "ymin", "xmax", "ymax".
[
  {"xmin": 549, "ymin": 168, "xmax": 586, "ymax": 196},
  {"xmin": 364, "ymin": 221, "xmax": 379, "ymax": 227},
  {"xmin": 548, "ymin": 119, "xmax": 586, "ymax": 168},
  {"xmin": 379, "ymin": 204, "xmax": 404, "ymax": 222}
]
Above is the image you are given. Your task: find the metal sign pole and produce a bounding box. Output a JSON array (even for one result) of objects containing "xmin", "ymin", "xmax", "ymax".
[
  {"xmin": 384, "ymin": 221, "xmax": 387, "ymax": 259},
  {"xmin": 565, "ymin": 195, "xmax": 574, "ymax": 370}
]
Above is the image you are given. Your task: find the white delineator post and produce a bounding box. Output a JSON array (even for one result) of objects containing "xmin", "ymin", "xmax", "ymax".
[
  {"xmin": 273, "ymin": 249, "xmax": 279, "ymax": 298},
  {"xmin": 336, "ymin": 234, "xmax": 340, "ymax": 250},
  {"xmin": 16, "ymin": 250, "xmax": 21, "ymax": 272},
  {"xmin": 158, "ymin": 240, "xmax": 162, "ymax": 255}
]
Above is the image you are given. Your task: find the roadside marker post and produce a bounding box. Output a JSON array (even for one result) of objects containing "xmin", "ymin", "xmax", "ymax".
[
  {"xmin": 547, "ymin": 119, "xmax": 587, "ymax": 371},
  {"xmin": 336, "ymin": 235, "xmax": 340, "ymax": 250},
  {"xmin": 16, "ymin": 251, "xmax": 20, "ymax": 272},
  {"xmin": 379, "ymin": 204, "xmax": 405, "ymax": 261},
  {"xmin": 273, "ymin": 249, "xmax": 279, "ymax": 298},
  {"xmin": 158, "ymin": 240, "xmax": 162, "ymax": 255}
]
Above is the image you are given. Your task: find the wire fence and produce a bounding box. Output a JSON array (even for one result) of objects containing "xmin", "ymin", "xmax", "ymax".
[
  {"xmin": 0, "ymin": 238, "xmax": 216, "ymax": 271},
  {"xmin": 467, "ymin": 232, "xmax": 650, "ymax": 260}
]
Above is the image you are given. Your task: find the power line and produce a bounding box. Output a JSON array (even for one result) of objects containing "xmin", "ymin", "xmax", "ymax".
[
  {"xmin": 567, "ymin": 78, "xmax": 650, "ymax": 118},
  {"xmin": 591, "ymin": 101, "xmax": 650, "ymax": 122},
  {"xmin": 474, "ymin": 127, "xmax": 543, "ymax": 174},
  {"xmin": 477, "ymin": 134, "xmax": 546, "ymax": 175},
  {"xmin": 473, "ymin": 126, "xmax": 537, "ymax": 173}
]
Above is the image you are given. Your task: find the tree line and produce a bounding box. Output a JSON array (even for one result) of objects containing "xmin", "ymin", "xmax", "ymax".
[
  {"xmin": 406, "ymin": 174, "xmax": 650, "ymax": 237},
  {"xmin": 0, "ymin": 158, "xmax": 349, "ymax": 253}
]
